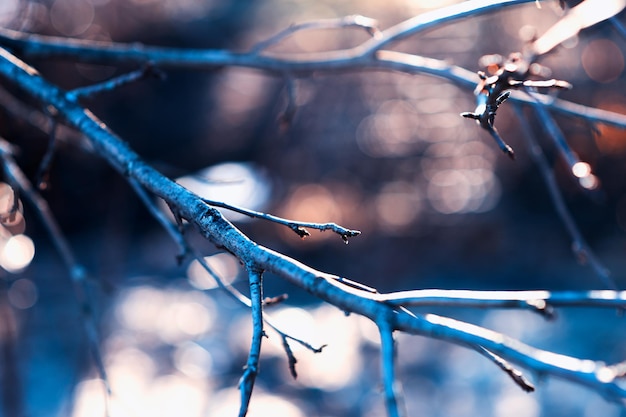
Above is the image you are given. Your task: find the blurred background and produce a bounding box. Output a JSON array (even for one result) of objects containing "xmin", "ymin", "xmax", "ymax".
[{"xmin": 0, "ymin": 0, "xmax": 625, "ymax": 416}]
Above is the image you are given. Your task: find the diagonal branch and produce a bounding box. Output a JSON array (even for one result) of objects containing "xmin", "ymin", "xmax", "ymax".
[
  {"xmin": 513, "ymin": 105, "xmax": 614, "ymax": 289},
  {"xmin": 0, "ymin": 137, "xmax": 111, "ymax": 399},
  {"xmin": 239, "ymin": 267, "xmax": 264, "ymax": 417}
]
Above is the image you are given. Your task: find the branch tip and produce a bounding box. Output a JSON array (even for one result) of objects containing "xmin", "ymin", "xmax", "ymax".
[{"xmin": 263, "ymin": 293, "xmax": 289, "ymax": 307}]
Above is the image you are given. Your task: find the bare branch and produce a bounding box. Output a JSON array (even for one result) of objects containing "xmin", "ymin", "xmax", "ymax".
[
  {"xmin": 0, "ymin": 138, "xmax": 111, "ymax": 398},
  {"xmin": 474, "ymin": 345, "xmax": 535, "ymax": 392},
  {"xmin": 378, "ymin": 317, "xmax": 405, "ymax": 417},
  {"xmin": 0, "ymin": 1, "xmax": 538, "ymax": 67},
  {"xmin": 35, "ymin": 117, "xmax": 57, "ymax": 190},
  {"xmin": 513, "ymin": 105, "xmax": 614, "ymax": 289},
  {"xmin": 202, "ymin": 198, "xmax": 361, "ymax": 243},
  {"xmin": 0, "ymin": 85, "xmax": 87, "ymax": 149},
  {"xmin": 1, "ymin": 45, "xmax": 624, "ymax": 406},
  {"xmin": 67, "ymin": 64, "xmax": 165, "ymax": 101},
  {"xmin": 128, "ymin": 177, "xmax": 188, "ymax": 261},
  {"xmin": 523, "ymin": 88, "xmax": 584, "ymax": 174},
  {"xmin": 377, "ymin": 289, "xmax": 626, "ymax": 310},
  {"xmin": 250, "ymin": 15, "xmax": 381, "ymax": 54},
  {"xmin": 1, "ymin": 5, "xmax": 626, "ymax": 413},
  {"xmin": 357, "ymin": 0, "xmax": 539, "ymax": 55},
  {"xmin": 278, "ymin": 77, "xmax": 297, "ymax": 129},
  {"xmin": 239, "ymin": 267, "xmax": 264, "ymax": 417}
]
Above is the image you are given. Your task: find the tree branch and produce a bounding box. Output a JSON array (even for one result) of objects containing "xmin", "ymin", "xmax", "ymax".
[
  {"xmin": 513, "ymin": 105, "xmax": 614, "ymax": 289},
  {"xmin": 239, "ymin": 267, "xmax": 264, "ymax": 417},
  {"xmin": 0, "ymin": 137, "xmax": 110, "ymax": 397},
  {"xmin": 377, "ymin": 289, "xmax": 626, "ymax": 310},
  {"xmin": 378, "ymin": 317, "xmax": 404, "ymax": 417},
  {"xmin": 0, "ymin": 44, "xmax": 624, "ymax": 409},
  {"xmin": 202, "ymin": 198, "xmax": 361, "ymax": 242}
]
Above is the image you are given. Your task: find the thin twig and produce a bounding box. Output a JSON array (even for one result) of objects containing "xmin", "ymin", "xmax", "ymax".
[
  {"xmin": 193, "ymin": 247, "xmax": 326, "ymax": 355},
  {"xmin": 239, "ymin": 267, "xmax": 264, "ymax": 417},
  {"xmin": 357, "ymin": 0, "xmax": 538, "ymax": 55},
  {"xmin": 0, "ymin": 138, "xmax": 112, "ymax": 401},
  {"xmin": 67, "ymin": 64, "xmax": 165, "ymax": 101},
  {"xmin": 36, "ymin": 117, "xmax": 57, "ymax": 190},
  {"xmin": 473, "ymin": 345, "xmax": 535, "ymax": 392},
  {"xmin": 202, "ymin": 198, "xmax": 361, "ymax": 243},
  {"xmin": 0, "ymin": 85, "xmax": 88, "ymax": 150},
  {"xmin": 513, "ymin": 105, "xmax": 615, "ymax": 289},
  {"xmin": 250, "ymin": 15, "xmax": 380, "ymax": 54},
  {"xmin": 278, "ymin": 77, "xmax": 297, "ymax": 129},
  {"xmin": 610, "ymin": 16, "xmax": 626, "ymax": 39},
  {"xmin": 377, "ymin": 318, "xmax": 405, "ymax": 417},
  {"xmin": 128, "ymin": 177, "xmax": 187, "ymax": 261},
  {"xmin": 523, "ymin": 88, "xmax": 582, "ymax": 172}
]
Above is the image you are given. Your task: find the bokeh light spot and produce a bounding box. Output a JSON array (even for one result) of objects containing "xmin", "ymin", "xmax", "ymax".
[
  {"xmin": 50, "ymin": 0, "xmax": 95, "ymax": 36},
  {"xmin": 572, "ymin": 162, "xmax": 591, "ymax": 178},
  {"xmin": 494, "ymin": 390, "xmax": 539, "ymax": 417},
  {"xmin": 71, "ymin": 379, "xmax": 109, "ymax": 417},
  {"xmin": 116, "ymin": 286, "xmax": 215, "ymax": 343},
  {"xmin": 375, "ymin": 181, "xmax": 422, "ymax": 231},
  {"xmin": 208, "ymin": 388, "xmax": 305, "ymax": 417},
  {"xmin": 173, "ymin": 342, "xmax": 213, "ymax": 379},
  {"xmin": 582, "ymin": 39, "xmax": 624, "ymax": 83},
  {"xmin": 8, "ymin": 279, "xmax": 38, "ymax": 309},
  {"xmin": 579, "ymin": 174, "xmax": 599, "ymax": 190},
  {"xmin": 356, "ymin": 99, "xmax": 419, "ymax": 157},
  {"xmin": 0, "ymin": 234, "xmax": 35, "ymax": 273},
  {"xmin": 0, "ymin": 0, "xmax": 19, "ymax": 26}
]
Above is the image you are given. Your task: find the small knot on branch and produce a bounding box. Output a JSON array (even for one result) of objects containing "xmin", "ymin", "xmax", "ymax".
[
  {"xmin": 263, "ymin": 293, "xmax": 289, "ymax": 307},
  {"xmin": 290, "ymin": 224, "xmax": 311, "ymax": 238},
  {"xmin": 462, "ymin": 52, "xmax": 571, "ymax": 158}
]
